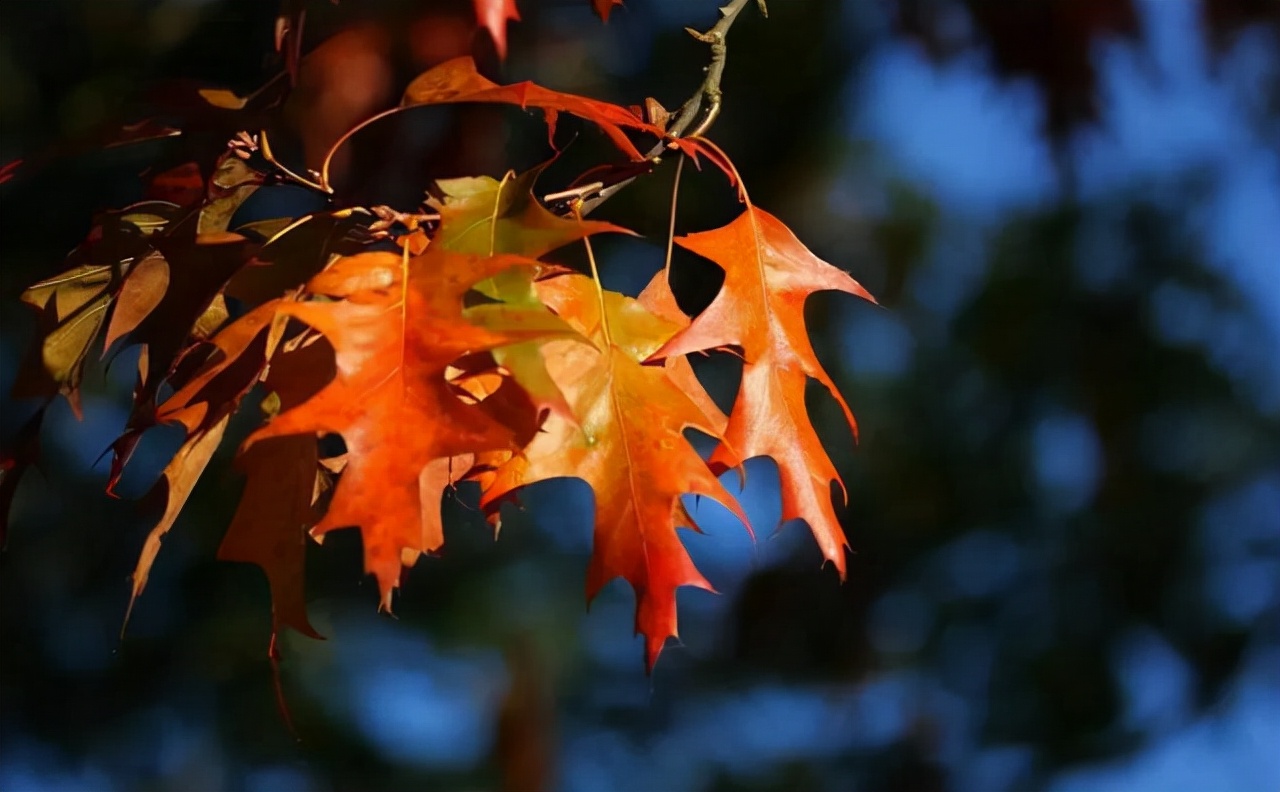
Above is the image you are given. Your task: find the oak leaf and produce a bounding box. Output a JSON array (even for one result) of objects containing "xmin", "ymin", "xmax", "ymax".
[
  {"xmin": 650, "ymin": 207, "xmax": 875, "ymax": 575},
  {"xmin": 13, "ymin": 264, "xmax": 115, "ymax": 417},
  {"xmin": 400, "ymin": 57, "xmax": 663, "ymax": 160},
  {"xmin": 125, "ymin": 414, "xmax": 230, "ymax": 631},
  {"xmin": 479, "ymin": 273, "xmax": 749, "ymax": 669},
  {"xmin": 11, "ymin": 202, "xmax": 180, "ymax": 414},
  {"xmin": 431, "ymin": 168, "xmax": 626, "ymax": 259},
  {"xmin": 154, "ymin": 300, "xmax": 288, "ymax": 434},
  {"xmin": 109, "ymin": 229, "xmax": 257, "ymax": 468},
  {"xmin": 247, "ymin": 249, "xmax": 570, "ymax": 606},
  {"xmin": 217, "ymin": 338, "xmax": 336, "ymax": 641},
  {"xmin": 121, "ymin": 300, "xmax": 291, "ymax": 621}
]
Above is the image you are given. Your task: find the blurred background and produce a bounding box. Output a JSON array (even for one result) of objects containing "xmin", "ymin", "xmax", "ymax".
[{"xmin": 2, "ymin": 0, "xmax": 1279, "ymax": 790}]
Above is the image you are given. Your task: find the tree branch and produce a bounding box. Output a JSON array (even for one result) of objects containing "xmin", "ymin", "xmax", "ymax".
[
  {"xmin": 578, "ymin": 0, "xmax": 762, "ymax": 215},
  {"xmin": 667, "ymin": 0, "xmax": 761, "ymax": 140}
]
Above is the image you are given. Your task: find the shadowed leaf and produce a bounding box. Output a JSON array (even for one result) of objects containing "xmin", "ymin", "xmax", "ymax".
[{"xmin": 0, "ymin": 408, "xmax": 46, "ymax": 549}]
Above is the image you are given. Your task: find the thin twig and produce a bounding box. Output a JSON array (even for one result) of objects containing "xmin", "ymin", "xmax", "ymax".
[
  {"xmin": 579, "ymin": 0, "xmax": 759, "ymax": 215},
  {"xmin": 667, "ymin": 0, "xmax": 758, "ymax": 140}
]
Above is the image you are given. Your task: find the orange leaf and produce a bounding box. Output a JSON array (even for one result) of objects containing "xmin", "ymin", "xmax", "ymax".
[
  {"xmin": 246, "ymin": 248, "xmax": 569, "ymax": 607},
  {"xmin": 651, "ymin": 207, "xmax": 875, "ymax": 576},
  {"xmin": 474, "ymin": 0, "xmax": 520, "ymax": 59},
  {"xmin": 480, "ymin": 273, "xmax": 749, "ymax": 669},
  {"xmin": 637, "ymin": 270, "xmax": 729, "ymax": 436}
]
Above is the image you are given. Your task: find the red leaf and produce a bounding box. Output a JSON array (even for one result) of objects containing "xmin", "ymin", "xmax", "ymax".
[
  {"xmin": 474, "ymin": 0, "xmax": 521, "ymax": 59},
  {"xmin": 592, "ymin": 0, "xmax": 623, "ymax": 22},
  {"xmin": 0, "ymin": 158, "xmax": 23, "ymax": 186},
  {"xmin": 401, "ymin": 57, "xmax": 662, "ymax": 160}
]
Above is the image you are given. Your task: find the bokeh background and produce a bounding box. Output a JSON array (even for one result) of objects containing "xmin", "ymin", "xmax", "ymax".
[{"xmin": 2, "ymin": 0, "xmax": 1279, "ymax": 790}]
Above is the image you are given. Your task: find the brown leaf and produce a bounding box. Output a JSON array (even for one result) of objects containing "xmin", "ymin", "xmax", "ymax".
[
  {"xmin": 13, "ymin": 264, "xmax": 118, "ymax": 417},
  {"xmin": 0, "ymin": 408, "xmax": 45, "ymax": 549},
  {"xmin": 198, "ymin": 154, "xmax": 263, "ymax": 235},
  {"xmin": 104, "ymin": 251, "xmax": 169, "ymax": 353},
  {"xmin": 225, "ymin": 211, "xmax": 371, "ymax": 308},
  {"xmin": 125, "ymin": 228, "xmax": 258, "ymax": 413},
  {"xmin": 155, "ymin": 300, "xmax": 286, "ymax": 434},
  {"xmin": 124, "ymin": 415, "xmax": 230, "ymax": 632}
]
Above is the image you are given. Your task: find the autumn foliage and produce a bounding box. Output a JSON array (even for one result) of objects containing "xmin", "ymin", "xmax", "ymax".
[{"xmin": 0, "ymin": 0, "xmax": 872, "ymax": 671}]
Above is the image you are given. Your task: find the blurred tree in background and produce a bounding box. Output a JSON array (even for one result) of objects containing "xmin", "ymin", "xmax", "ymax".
[{"xmin": 1, "ymin": 1, "xmax": 1278, "ymax": 791}]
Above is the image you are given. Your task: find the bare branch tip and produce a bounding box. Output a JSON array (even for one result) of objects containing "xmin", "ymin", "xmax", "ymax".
[{"xmin": 685, "ymin": 26, "xmax": 715, "ymax": 43}]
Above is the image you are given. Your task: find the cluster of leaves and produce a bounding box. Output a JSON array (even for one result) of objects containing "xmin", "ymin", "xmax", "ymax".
[{"xmin": 0, "ymin": 6, "xmax": 871, "ymax": 670}]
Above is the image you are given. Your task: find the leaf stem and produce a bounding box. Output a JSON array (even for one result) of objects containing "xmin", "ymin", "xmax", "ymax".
[
  {"xmin": 663, "ymin": 154, "xmax": 685, "ymax": 276},
  {"xmin": 687, "ymin": 135, "xmax": 751, "ymax": 205},
  {"xmin": 573, "ymin": 200, "xmax": 613, "ymax": 349},
  {"xmin": 488, "ymin": 170, "xmax": 514, "ymax": 256}
]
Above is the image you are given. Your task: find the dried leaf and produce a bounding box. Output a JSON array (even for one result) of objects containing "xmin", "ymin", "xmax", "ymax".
[
  {"xmin": 124, "ymin": 415, "xmax": 230, "ymax": 631},
  {"xmin": 103, "ymin": 251, "xmax": 169, "ymax": 353}
]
